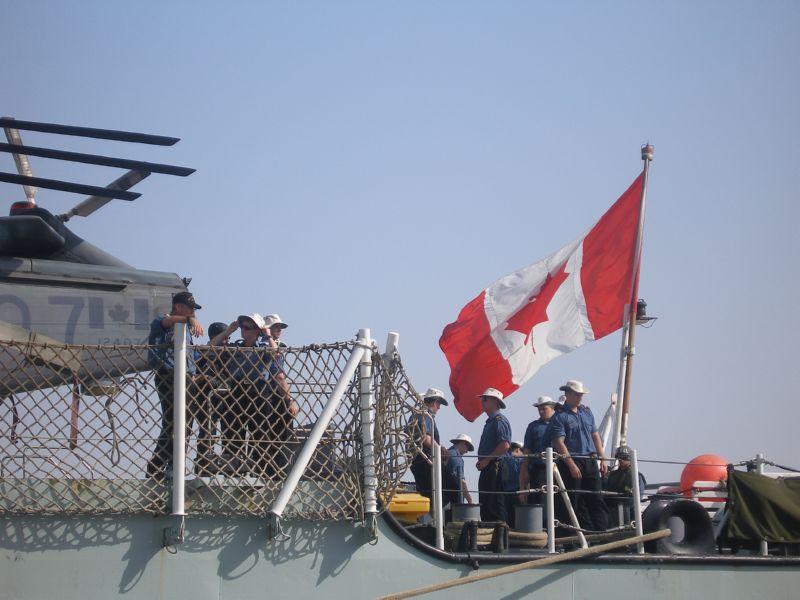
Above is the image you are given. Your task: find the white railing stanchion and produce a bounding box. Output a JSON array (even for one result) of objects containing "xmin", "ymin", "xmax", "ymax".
[
  {"xmin": 546, "ymin": 447, "xmax": 556, "ymax": 553},
  {"xmin": 172, "ymin": 322, "xmax": 187, "ymax": 517},
  {"xmin": 552, "ymin": 464, "xmax": 588, "ymax": 548},
  {"xmin": 268, "ymin": 329, "xmax": 371, "ymax": 523},
  {"xmin": 360, "ymin": 330, "xmax": 378, "ymax": 521},
  {"xmin": 756, "ymin": 453, "xmax": 769, "ymax": 556},
  {"xmin": 433, "ymin": 443, "xmax": 444, "ymax": 550},
  {"xmin": 631, "ymin": 448, "xmax": 644, "ymax": 554}
]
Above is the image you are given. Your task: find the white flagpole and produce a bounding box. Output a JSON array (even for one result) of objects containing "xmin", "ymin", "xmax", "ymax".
[
  {"xmin": 619, "ymin": 144, "xmax": 653, "ymax": 445},
  {"xmin": 611, "ymin": 311, "xmax": 629, "ymax": 452}
]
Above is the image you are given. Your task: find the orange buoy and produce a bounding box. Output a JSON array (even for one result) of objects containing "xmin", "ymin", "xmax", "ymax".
[{"xmin": 680, "ymin": 454, "xmax": 729, "ymax": 499}]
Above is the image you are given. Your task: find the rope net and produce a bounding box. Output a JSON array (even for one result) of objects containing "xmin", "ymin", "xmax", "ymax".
[{"xmin": 0, "ymin": 338, "xmax": 421, "ymax": 519}]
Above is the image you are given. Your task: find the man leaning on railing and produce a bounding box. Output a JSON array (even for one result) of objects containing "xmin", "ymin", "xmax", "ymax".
[{"xmin": 145, "ymin": 291, "xmax": 204, "ymax": 479}]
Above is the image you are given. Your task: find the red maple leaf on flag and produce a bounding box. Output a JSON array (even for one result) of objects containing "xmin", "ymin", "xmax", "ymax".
[{"xmin": 504, "ymin": 263, "xmax": 569, "ymax": 351}]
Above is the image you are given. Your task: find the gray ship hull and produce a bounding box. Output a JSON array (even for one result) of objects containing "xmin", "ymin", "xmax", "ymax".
[{"xmin": 2, "ymin": 512, "xmax": 798, "ymax": 600}]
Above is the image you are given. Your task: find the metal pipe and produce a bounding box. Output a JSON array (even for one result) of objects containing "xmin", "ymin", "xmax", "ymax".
[
  {"xmin": 546, "ymin": 447, "xmax": 555, "ymax": 553},
  {"xmin": 383, "ymin": 332, "xmax": 399, "ymax": 362},
  {"xmin": 433, "ymin": 443, "xmax": 444, "ymax": 550},
  {"xmin": 756, "ymin": 453, "xmax": 769, "ymax": 556},
  {"xmin": 631, "ymin": 448, "xmax": 644, "ymax": 554},
  {"xmin": 598, "ymin": 393, "xmax": 617, "ymax": 453},
  {"xmin": 612, "ymin": 313, "xmax": 630, "ymax": 450},
  {"xmin": 360, "ymin": 330, "xmax": 378, "ymax": 517},
  {"xmin": 268, "ymin": 330, "xmax": 370, "ymax": 519},
  {"xmin": 552, "ymin": 464, "xmax": 588, "ymax": 548},
  {"xmin": 171, "ymin": 323, "xmax": 187, "ymax": 516}
]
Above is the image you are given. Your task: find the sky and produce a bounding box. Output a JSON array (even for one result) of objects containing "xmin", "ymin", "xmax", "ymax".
[{"xmin": 2, "ymin": 1, "xmax": 799, "ymax": 488}]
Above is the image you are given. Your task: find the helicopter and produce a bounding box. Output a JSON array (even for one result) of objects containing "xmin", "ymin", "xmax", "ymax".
[{"xmin": 0, "ymin": 117, "xmax": 196, "ymax": 396}]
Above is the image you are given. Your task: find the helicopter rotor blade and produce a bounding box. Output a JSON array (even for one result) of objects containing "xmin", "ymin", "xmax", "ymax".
[
  {"xmin": 0, "ymin": 172, "xmax": 141, "ymax": 201},
  {"xmin": 60, "ymin": 170, "xmax": 151, "ymax": 221},
  {"xmin": 2, "ymin": 123, "xmax": 37, "ymax": 205},
  {"xmin": 0, "ymin": 117, "xmax": 179, "ymax": 146},
  {"xmin": 0, "ymin": 143, "xmax": 194, "ymax": 177}
]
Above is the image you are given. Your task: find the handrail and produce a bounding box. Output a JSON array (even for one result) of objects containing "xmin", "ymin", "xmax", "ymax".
[
  {"xmin": 359, "ymin": 330, "xmax": 378, "ymax": 522},
  {"xmin": 172, "ymin": 322, "xmax": 186, "ymax": 517},
  {"xmin": 267, "ymin": 329, "xmax": 372, "ymax": 524}
]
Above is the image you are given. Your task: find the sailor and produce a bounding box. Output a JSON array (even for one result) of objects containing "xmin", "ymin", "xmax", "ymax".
[
  {"xmin": 519, "ymin": 396, "xmax": 558, "ymax": 506},
  {"xmin": 146, "ymin": 291, "xmax": 204, "ymax": 478},
  {"xmin": 210, "ymin": 313, "xmax": 298, "ymax": 476},
  {"xmin": 549, "ymin": 380, "xmax": 609, "ymax": 532},
  {"xmin": 408, "ymin": 388, "xmax": 448, "ymax": 499},
  {"xmin": 207, "ymin": 321, "xmax": 230, "ymax": 345},
  {"xmin": 209, "ymin": 313, "xmax": 270, "ymax": 474},
  {"xmin": 261, "ymin": 313, "xmax": 298, "ymax": 475},
  {"xmin": 190, "ymin": 321, "xmax": 231, "ymax": 475},
  {"xmin": 502, "ymin": 441, "xmax": 525, "ymax": 527},
  {"xmin": 443, "ymin": 433, "xmax": 474, "ymax": 506},
  {"xmin": 604, "ymin": 445, "xmax": 647, "ymax": 526},
  {"xmin": 476, "ymin": 387, "xmax": 512, "ymax": 523},
  {"xmin": 263, "ymin": 313, "xmax": 289, "ymax": 348}
]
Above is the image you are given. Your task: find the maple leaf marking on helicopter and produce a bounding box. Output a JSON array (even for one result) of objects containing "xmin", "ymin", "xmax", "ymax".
[{"xmin": 109, "ymin": 304, "xmax": 130, "ymax": 323}]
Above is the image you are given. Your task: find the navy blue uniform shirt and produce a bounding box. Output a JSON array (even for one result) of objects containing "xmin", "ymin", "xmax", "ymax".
[
  {"xmin": 523, "ymin": 418, "xmax": 552, "ymax": 465},
  {"xmin": 549, "ymin": 404, "xmax": 597, "ymax": 455},
  {"xmin": 443, "ymin": 446, "xmax": 464, "ymax": 486},
  {"xmin": 477, "ymin": 411, "xmax": 512, "ymax": 459},
  {"xmin": 226, "ymin": 339, "xmax": 280, "ymax": 381},
  {"xmin": 407, "ymin": 411, "xmax": 439, "ymax": 459},
  {"xmin": 501, "ymin": 454, "xmax": 522, "ymax": 491},
  {"xmin": 147, "ymin": 315, "xmax": 198, "ymax": 374}
]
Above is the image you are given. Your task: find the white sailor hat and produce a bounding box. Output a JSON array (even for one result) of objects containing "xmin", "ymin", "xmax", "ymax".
[
  {"xmin": 237, "ymin": 313, "xmax": 266, "ymax": 330},
  {"xmin": 450, "ymin": 433, "xmax": 474, "ymax": 452},
  {"xmin": 559, "ymin": 380, "xmax": 589, "ymax": 394},
  {"xmin": 478, "ymin": 387, "xmax": 506, "ymax": 409},
  {"xmin": 264, "ymin": 313, "xmax": 288, "ymax": 329},
  {"xmin": 423, "ymin": 387, "xmax": 449, "ymax": 406},
  {"xmin": 534, "ymin": 395, "xmax": 557, "ymax": 407}
]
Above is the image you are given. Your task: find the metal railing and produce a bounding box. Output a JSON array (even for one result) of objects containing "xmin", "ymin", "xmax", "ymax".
[{"xmin": 0, "ymin": 331, "xmax": 421, "ymax": 519}]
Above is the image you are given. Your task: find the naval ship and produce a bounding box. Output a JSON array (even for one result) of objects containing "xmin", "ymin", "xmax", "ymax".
[{"xmin": 1, "ymin": 119, "xmax": 798, "ymax": 599}]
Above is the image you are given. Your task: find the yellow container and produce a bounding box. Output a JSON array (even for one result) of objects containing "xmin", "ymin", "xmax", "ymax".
[{"xmin": 387, "ymin": 492, "xmax": 430, "ymax": 523}]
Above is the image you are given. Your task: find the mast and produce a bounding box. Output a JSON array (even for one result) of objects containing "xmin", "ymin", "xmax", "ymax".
[{"xmin": 617, "ymin": 143, "xmax": 653, "ymax": 447}]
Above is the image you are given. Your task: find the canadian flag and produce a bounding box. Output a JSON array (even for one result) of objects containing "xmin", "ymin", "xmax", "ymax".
[{"xmin": 440, "ymin": 174, "xmax": 644, "ymax": 421}]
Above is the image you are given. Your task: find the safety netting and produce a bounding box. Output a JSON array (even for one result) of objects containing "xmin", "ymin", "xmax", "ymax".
[{"xmin": 0, "ymin": 338, "xmax": 422, "ymax": 519}]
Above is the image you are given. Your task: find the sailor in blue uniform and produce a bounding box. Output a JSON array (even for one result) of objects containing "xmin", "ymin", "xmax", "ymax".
[
  {"xmin": 210, "ymin": 313, "xmax": 272, "ymax": 474},
  {"xmin": 476, "ymin": 387, "xmax": 512, "ymax": 522},
  {"xmin": 443, "ymin": 433, "xmax": 474, "ymax": 506},
  {"xmin": 408, "ymin": 387, "xmax": 448, "ymax": 498},
  {"xmin": 550, "ymin": 379, "xmax": 609, "ymax": 532},
  {"xmin": 502, "ymin": 441, "xmax": 524, "ymax": 527},
  {"xmin": 146, "ymin": 291, "xmax": 204, "ymax": 478},
  {"xmin": 520, "ymin": 395, "xmax": 558, "ymax": 506}
]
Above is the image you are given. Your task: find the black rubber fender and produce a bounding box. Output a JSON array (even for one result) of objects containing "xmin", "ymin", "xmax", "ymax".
[{"xmin": 641, "ymin": 498, "xmax": 716, "ymax": 555}]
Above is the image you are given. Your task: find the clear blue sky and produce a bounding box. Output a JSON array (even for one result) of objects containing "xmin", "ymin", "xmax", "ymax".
[{"xmin": 3, "ymin": 1, "xmax": 798, "ymax": 486}]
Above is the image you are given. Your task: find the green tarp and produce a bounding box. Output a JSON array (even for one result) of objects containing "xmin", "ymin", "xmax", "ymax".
[{"xmin": 725, "ymin": 467, "xmax": 800, "ymax": 543}]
